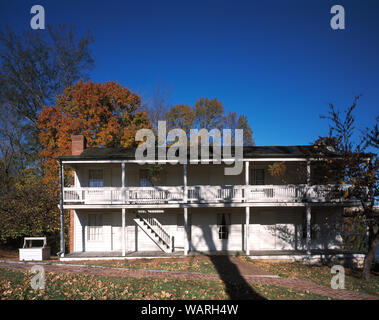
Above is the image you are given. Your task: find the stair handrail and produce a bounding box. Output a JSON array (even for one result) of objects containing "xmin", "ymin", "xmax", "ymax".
[{"xmin": 137, "ymin": 212, "xmax": 171, "ymax": 247}]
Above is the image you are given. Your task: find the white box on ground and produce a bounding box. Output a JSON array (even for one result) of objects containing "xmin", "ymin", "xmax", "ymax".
[{"xmin": 19, "ymin": 237, "xmax": 50, "ymax": 261}]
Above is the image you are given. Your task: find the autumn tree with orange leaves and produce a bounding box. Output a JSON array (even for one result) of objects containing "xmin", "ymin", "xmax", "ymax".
[{"xmin": 38, "ymin": 81, "xmax": 151, "ymax": 184}]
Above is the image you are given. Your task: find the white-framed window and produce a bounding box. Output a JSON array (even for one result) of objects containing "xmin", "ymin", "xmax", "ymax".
[
  {"xmin": 89, "ymin": 169, "xmax": 103, "ymax": 187},
  {"xmin": 251, "ymin": 168, "xmax": 265, "ymax": 185},
  {"xmin": 87, "ymin": 213, "xmax": 103, "ymax": 241},
  {"xmin": 217, "ymin": 213, "xmax": 231, "ymax": 240},
  {"xmin": 139, "ymin": 169, "xmax": 153, "ymax": 187}
]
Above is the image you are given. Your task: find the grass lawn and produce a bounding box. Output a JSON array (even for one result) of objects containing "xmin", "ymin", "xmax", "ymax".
[
  {"xmin": 62, "ymin": 256, "xmax": 378, "ymax": 297},
  {"xmin": 0, "ymin": 268, "xmax": 330, "ymax": 300},
  {"xmin": 250, "ymin": 283, "xmax": 331, "ymax": 300},
  {"xmin": 69, "ymin": 257, "xmax": 218, "ymax": 274},
  {"xmin": 242, "ymin": 257, "xmax": 379, "ymax": 297},
  {"xmin": 2, "ymin": 250, "xmax": 375, "ymax": 299}
]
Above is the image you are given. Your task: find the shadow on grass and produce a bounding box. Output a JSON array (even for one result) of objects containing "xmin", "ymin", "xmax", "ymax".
[
  {"xmin": 209, "ymin": 255, "xmax": 265, "ymax": 300},
  {"xmin": 190, "ymin": 222, "xmax": 265, "ymax": 300}
]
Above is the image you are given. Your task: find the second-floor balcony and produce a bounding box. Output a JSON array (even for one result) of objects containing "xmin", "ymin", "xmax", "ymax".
[{"xmin": 63, "ymin": 184, "xmax": 353, "ymax": 205}]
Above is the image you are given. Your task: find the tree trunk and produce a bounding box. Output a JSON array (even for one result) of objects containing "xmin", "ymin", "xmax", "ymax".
[{"xmin": 362, "ymin": 231, "xmax": 379, "ymax": 280}]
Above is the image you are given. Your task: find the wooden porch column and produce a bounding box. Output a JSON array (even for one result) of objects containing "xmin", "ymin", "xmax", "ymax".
[
  {"xmin": 183, "ymin": 164, "xmax": 188, "ymax": 202},
  {"xmin": 244, "ymin": 161, "xmax": 250, "ymax": 255},
  {"xmin": 245, "ymin": 207, "xmax": 250, "ymax": 255},
  {"xmin": 306, "ymin": 159, "xmax": 311, "ymax": 255},
  {"xmin": 121, "ymin": 163, "xmax": 126, "ymax": 256},
  {"xmin": 183, "ymin": 164, "xmax": 189, "ymax": 255},
  {"xmin": 306, "ymin": 205, "xmax": 311, "ymax": 255},
  {"xmin": 122, "ymin": 208, "xmax": 126, "ymax": 256},
  {"xmin": 121, "ymin": 162, "xmax": 126, "ymax": 202},
  {"xmin": 245, "ymin": 161, "xmax": 249, "ymax": 185},
  {"xmin": 184, "ymin": 207, "xmax": 189, "ymax": 255}
]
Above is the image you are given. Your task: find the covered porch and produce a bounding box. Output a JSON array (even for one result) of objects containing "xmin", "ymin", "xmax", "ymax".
[{"xmin": 65, "ymin": 205, "xmax": 351, "ymax": 260}]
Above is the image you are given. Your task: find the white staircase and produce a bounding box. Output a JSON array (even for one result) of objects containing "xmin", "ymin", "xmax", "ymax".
[{"xmin": 133, "ymin": 213, "xmax": 174, "ymax": 253}]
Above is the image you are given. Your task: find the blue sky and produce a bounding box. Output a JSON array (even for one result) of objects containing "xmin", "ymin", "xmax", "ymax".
[{"xmin": 1, "ymin": 0, "xmax": 378, "ymax": 146}]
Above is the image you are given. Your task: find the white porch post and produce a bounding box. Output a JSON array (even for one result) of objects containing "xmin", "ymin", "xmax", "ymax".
[
  {"xmin": 121, "ymin": 162, "xmax": 126, "ymax": 257},
  {"xmin": 244, "ymin": 161, "xmax": 250, "ymax": 255},
  {"xmin": 183, "ymin": 164, "xmax": 189, "ymax": 255},
  {"xmin": 121, "ymin": 162, "xmax": 126, "ymax": 256},
  {"xmin": 245, "ymin": 161, "xmax": 249, "ymax": 185},
  {"xmin": 184, "ymin": 207, "xmax": 189, "ymax": 255},
  {"xmin": 306, "ymin": 159, "xmax": 311, "ymax": 255},
  {"xmin": 306, "ymin": 205, "xmax": 311, "ymax": 255},
  {"xmin": 122, "ymin": 208, "xmax": 126, "ymax": 256},
  {"xmin": 121, "ymin": 162, "xmax": 126, "ymax": 202},
  {"xmin": 183, "ymin": 164, "xmax": 188, "ymax": 202},
  {"xmin": 245, "ymin": 207, "xmax": 250, "ymax": 255}
]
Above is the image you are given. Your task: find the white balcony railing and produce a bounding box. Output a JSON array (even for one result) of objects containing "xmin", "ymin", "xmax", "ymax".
[
  {"xmin": 187, "ymin": 185, "xmax": 244, "ymax": 202},
  {"xmin": 127, "ymin": 186, "xmax": 183, "ymax": 203},
  {"xmin": 63, "ymin": 187, "xmax": 124, "ymax": 204},
  {"xmin": 245, "ymin": 185, "xmax": 307, "ymax": 202},
  {"xmin": 63, "ymin": 184, "xmax": 354, "ymax": 205}
]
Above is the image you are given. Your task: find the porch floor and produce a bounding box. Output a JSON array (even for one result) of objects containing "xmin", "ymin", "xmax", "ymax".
[
  {"xmin": 63, "ymin": 251, "xmax": 183, "ymax": 259},
  {"xmin": 62, "ymin": 249, "xmax": 365, "ymax": 260}
]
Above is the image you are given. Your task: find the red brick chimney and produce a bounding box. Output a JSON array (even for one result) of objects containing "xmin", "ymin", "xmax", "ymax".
[
  {"xmin": 69, "ymin": 134, "xmax": 86, "ymax": 253},
  {"xmin": 71, "ymin": 134, "xmax": 86, "ymax": 155}
]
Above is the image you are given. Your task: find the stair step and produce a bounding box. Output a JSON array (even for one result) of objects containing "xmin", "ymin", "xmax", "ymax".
[{"xmin": 133, "ymin": 216, "xmax": 172, "ymax": 253}]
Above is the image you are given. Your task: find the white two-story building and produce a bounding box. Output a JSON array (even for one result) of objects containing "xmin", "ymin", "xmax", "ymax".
[{"xmin": 57, "ymin": 135, "xmax": 362, "ymax": 260}]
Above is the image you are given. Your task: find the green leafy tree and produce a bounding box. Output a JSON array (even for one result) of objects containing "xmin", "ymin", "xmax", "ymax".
[{"xmin": 0, "ymin": 172, "xmax": 64, "ymax": 252}]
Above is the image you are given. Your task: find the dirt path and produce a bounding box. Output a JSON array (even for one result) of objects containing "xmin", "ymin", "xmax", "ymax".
[{"xmin": 0, "ymin": 259, "xmax": 377, "ymax": 300}]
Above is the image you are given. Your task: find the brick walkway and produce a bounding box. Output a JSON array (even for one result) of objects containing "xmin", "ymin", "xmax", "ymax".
[{"xmin": 0, "ymin": 259, "xmax": 377, "ymax": 300}]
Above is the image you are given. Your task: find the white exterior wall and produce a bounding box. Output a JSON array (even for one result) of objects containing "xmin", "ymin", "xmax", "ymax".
[
  {"xmin": 190, "ymin": 208, "xmax": 244, "ymax": 251},
  {"xmin": 126, "ymin": 211, "xmax": 180, "ymax": 252},
  {"xmin": 75, "ymin": 209, "xmax": 184, "ymax": 252},
  {"xmin": 72, "ymin": 161, "xmax": 309, "ymax": 188},
  {"xmin": 249, "ymin": 162, "xmax": 306, "ymax": 185},
  {"xmin": 249, "ymin": 208, "xmax": 303, "ymax": 251},
  {"xmin": 75, "ymin": 210, "xmax": 122, "ymax": 252},
  {"xmin": 73, "ymin": 206, "xmax": 343, "ymax": 253},
  {"xmin": 249, "ymin": 207, "xmax": 343, "ymax": 251},
  {"xmin": 73, "ymin": 163, "xmax": 247, "ymax": 187}
]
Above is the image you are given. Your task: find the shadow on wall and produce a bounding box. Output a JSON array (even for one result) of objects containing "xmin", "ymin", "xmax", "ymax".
[
  {"xmin": 275, "ymin": 224, "xmax": 301, "ymax": 250},
  {"xmin": 192, "ymin": 224, "xmax": 265, "ymax": 300},
  {"xmin": 275, "ymin": 214, "xmax": 344, "ymax": 252}
]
